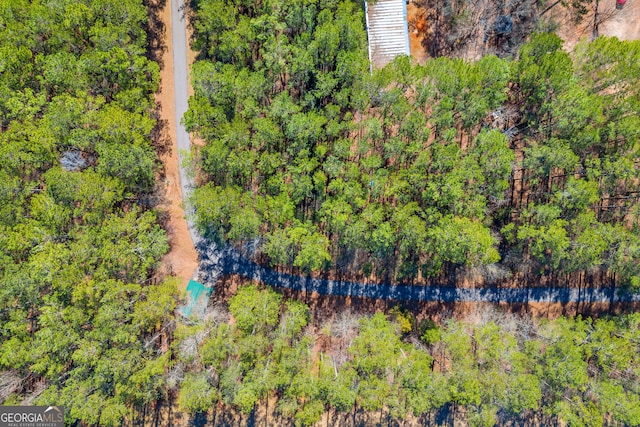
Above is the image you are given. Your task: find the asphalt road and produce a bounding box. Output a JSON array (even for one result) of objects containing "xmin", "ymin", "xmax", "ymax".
[
  {"xmin": 170, "ymin": 0, "xmax": 639, "ymax": 304},
  {"xmin": 171, "ymin": 0, "xmax": 200, "ymax": 247}
]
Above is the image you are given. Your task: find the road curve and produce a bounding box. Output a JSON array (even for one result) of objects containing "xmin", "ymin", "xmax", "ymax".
[{"xmin": 170, "ymin": 0, "xmax": 640, "ymax": 304}]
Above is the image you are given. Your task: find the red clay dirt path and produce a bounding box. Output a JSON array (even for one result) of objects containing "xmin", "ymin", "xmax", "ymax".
[{"xmin": 407, "ymin": 2, "xmax": 429, "ymax": 64}]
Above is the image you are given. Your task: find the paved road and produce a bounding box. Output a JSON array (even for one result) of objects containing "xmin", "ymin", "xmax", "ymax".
[
  {"xmin": 171, "ymin": 0, "xmax": 200, "ymax": 247},
  {"xmin": 170, "ymin": 0, "xmax": 640, "ymax": 304}
]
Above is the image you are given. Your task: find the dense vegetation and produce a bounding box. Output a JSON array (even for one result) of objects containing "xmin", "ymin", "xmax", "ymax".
[
  {"xmin": 187, "ymin": 0, "xmax": 640, "ymax": 287},
  {"xmin": 2, "ymin": 0, "xmax": 639, "ymax": 426},
  {"xmin": 175, "ymin": 285, "xmax": 640, "ymax": 426},
  {"xmin": 0, "ymin": 0, "xmax": 176, "ymax": 424}
]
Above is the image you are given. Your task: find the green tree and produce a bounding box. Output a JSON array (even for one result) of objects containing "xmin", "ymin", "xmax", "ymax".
[
  {"xmin": 473, "ymin": 129, "xmax": 515, "ymax": 202},
  {"xmin": 178, "ymin": 372, "xmax": 217, "ymax": 414},
  {"xmin": 229, "ymin": 284, "xmax": 282, "ymax": 334},
  {"xmin": 427, "ymin": 216, "xmax": 500, "ymax": 272}
]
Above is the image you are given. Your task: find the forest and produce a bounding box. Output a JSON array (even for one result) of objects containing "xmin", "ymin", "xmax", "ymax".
[
  {"xmin": 176, "ymin": 1, "xmax": 640, "ymax": 424},
  {"xmin": 174, "ymin": 284, "xmax": 640, "ymax": 427},
  {"xmin": 186, "ymin": 0, "xmax": 640, "ymax": 288},
  {"xmin": 1, "ymin": 0, "xmax": 640, "ymax": 425},
  {"xmin": 0, "ymin": 0, "xmax": 177, "ymax": 424}
]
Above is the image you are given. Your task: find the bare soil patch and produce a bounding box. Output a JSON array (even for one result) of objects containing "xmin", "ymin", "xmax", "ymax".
[
  {"xmin": 407, "ymin": 0, "xmax": 639, "ymax": 63},
  {"xmin": 599, "ymin": 0, "xmax": 640, "ymax": 41},
  {"xmin": 549, "ymin": 0, "xmax": 640, "ymax": 51},
  {"xmin": 407, "ymin": 0, "xmax": 539, "ymax": 61},
  {"xmin": 407, "ymin": 2, "xmax": 429, "ymax": 64}
]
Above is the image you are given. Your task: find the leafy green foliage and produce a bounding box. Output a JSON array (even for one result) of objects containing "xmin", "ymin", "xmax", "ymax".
[
  {"xmin": 189, "ymin": 0, "xmax": 640, "ymax": 285},
  {"xmin": 178, "ymin": 372, "xmax": 217, "ymax": 414},
  {"xmin": 177, "ymin": 292, "xmax": 640, "ymax": 426},
  {"xmin": 229, "ymin": 284, "xmax": 282, "ymax": 334},
  {"xmin": 0, "ymin": 0, "xmax": 175, "ymax": 424}
]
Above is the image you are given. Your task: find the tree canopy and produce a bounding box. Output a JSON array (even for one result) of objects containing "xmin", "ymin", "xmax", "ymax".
[
  {"xmin": 187, "ymin": 0, "xmax": 640, "ymax": 287},
  {"xmin": 175, "ymin": 286, "xmax": 640, "ymax": 426},
  {"xmin": 0, "ymin": 0, "xmax": 176, "ymax": 423}
]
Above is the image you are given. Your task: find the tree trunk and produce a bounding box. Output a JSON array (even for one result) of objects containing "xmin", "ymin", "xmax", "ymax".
[
  {"xmin": 593, "ymin": 0, "xmax": 600, "ymax": 39},
  {"xmin": 352, "ymin": 402, "xmax": 357, "ymax": 427},
  {"xmin": 540, "ymin": 0, "xmax": 563, "ymax": 16},
  {"xmin": 265, "ymin": 395, "xmax": 268, "ymax": 427}
]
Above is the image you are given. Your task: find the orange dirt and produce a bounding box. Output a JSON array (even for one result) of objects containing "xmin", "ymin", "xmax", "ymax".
[
  {"xmin": 156, "ymin": 0, "xmax": 198, "ymax": 290},
  {"xmin": 407, "ymin": 0, "xmax": 639, "ymax": 64},
  {"xmin": 407, "ymin": 2, "xmax": 429, "ymax": 64}
]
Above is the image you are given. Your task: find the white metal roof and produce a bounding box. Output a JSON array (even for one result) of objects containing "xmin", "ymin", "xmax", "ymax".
[{"xmin": 365, "ymin": 0, "xmax": 411, "ymax": 70}]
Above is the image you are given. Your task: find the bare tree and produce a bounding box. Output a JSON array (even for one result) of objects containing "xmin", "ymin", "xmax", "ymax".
[
  {"xmin": 166, "ymin": 364, "xmax": 185, "ymax": 390},
  {"xmin": 329, "ymin": 309, "xmax": 360, "ymax": 368},
  {"xmin": 205, "ymin": 302, "xmax": 231, "ymax": 327},
  {"xmin": 21, "ymin": 381, "xmax": 46, "ymax": 406},
  {"xmin": 178, "ymin": 328, "xmax": 209, "ymax": 362},
  {"xmin": 0, "ymin": 371, "xmax": 23, "ymax": 402}
]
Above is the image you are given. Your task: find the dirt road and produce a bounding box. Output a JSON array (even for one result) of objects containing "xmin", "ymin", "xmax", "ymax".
[
  {"xmin": 170, "ymin": 0, "xmax": 200, "ymax": 247},
  {"xmin": 156, "ymin": 0, "xmax": 198, "ymax": 288}
]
